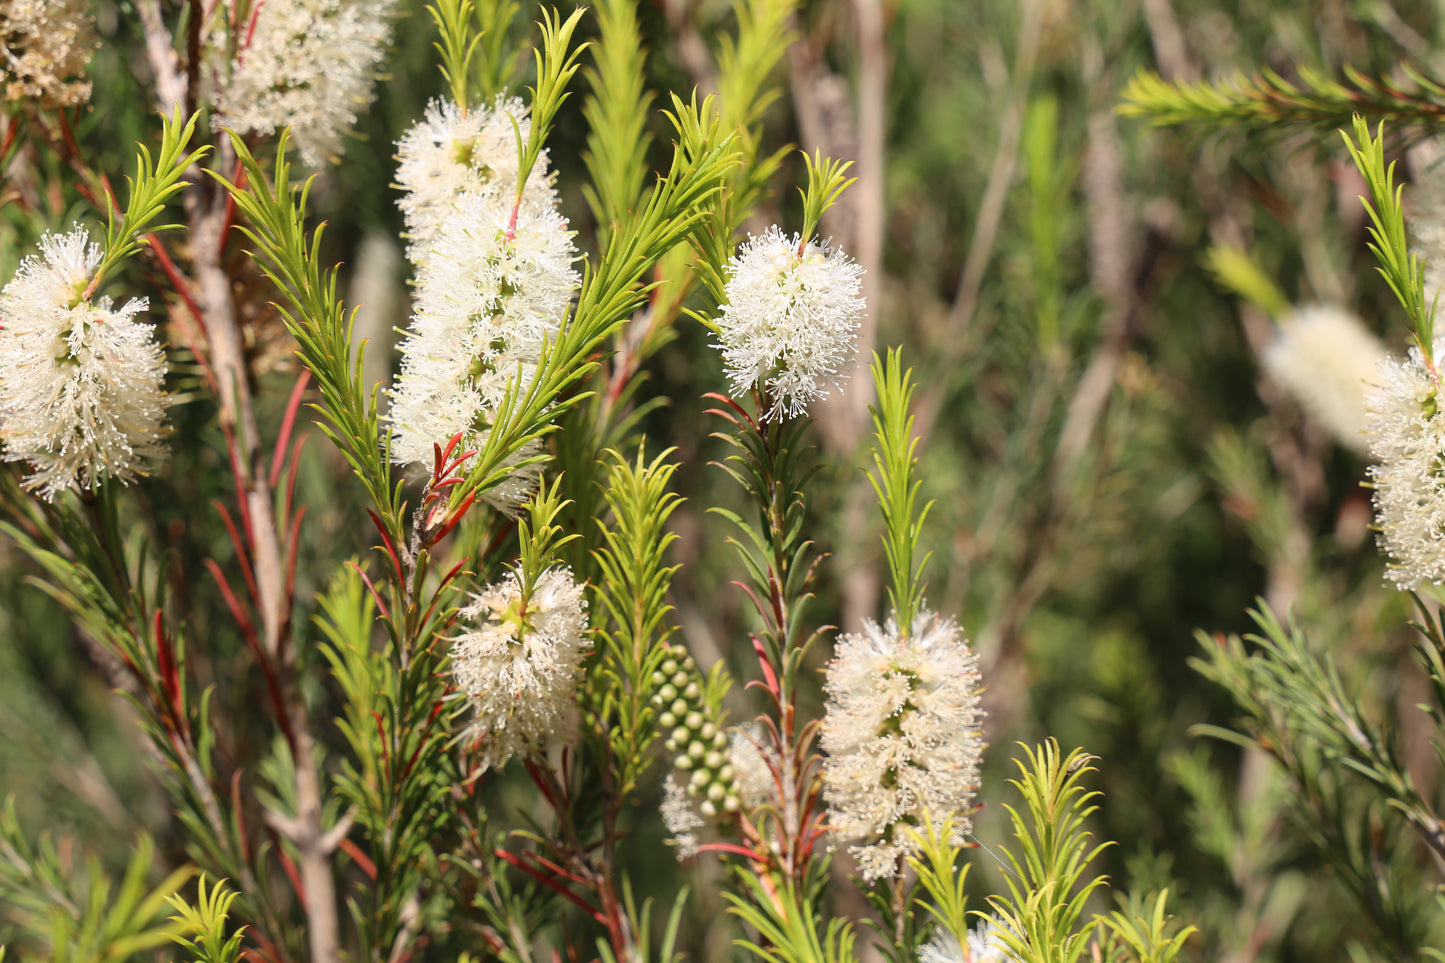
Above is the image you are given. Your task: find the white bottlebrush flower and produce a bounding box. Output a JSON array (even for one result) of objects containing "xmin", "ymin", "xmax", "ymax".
[
  {"xmin": 821, "ymin": 608, "xmax": 985, "ymax": 882},
  {"xmin": 394, "ymin": 96, "xmax": 559, "ymax": 264},
  {"xmin": 450, "ymin": 566, "xmax": 591, "ymax": 770},
  {"xmin": 210, "ymin": 0, "xmax": 397, "ymax": 167},
  {"xmin": 1, "ymin": 0, "xmax": 97, "ymax": 107},
  {"xmin": 0, "ymin": 227, "xmax": 168, "ymax": 499},
  {"xmin": 728, "ymin": 724, "xmax": 777, "ymax": 811},
  {"xmin": 1366, "ymin": 336, "xmax": 1445, "ymax": 590},
  {"xmin": 917, "ymin": 919, "xmax": 1018, "ymax": 963},
  {"xmin": 715, "ymin": 225, "xmax": 864, "ymax": 419},
  {"xmin": 1261, "ymin": 304, "xmax": 1386, "ymax": 453},
  {"xmin": 388, "ymin": 193, "xmax": 579, "ymax": 510},
  {"xmin": 660, "ymin": 773, "xmax": 705, "ymax": 858}
]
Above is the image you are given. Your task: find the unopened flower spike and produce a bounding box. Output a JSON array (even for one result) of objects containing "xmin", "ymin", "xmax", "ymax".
[{"xmin": 0, "ymin": 226, "xmax": 169, "ymax": 499}]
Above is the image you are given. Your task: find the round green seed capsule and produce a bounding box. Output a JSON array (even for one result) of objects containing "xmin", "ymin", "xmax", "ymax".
[
  {"xmin": 707, "ymin": 783, "xmax": 725, "ymax": 803},
  {"xmin": 699, "ymin": 799, "xmax": 717, "ymax": 817},
  {"xmin": 704, "ymin": 751, "xmax": 724, "ymax": 770},
  {"xmin": 723, "ymin": 795, "xmax": 740, "ymax": 813},
  {"xmin": 711, "ymin": 731, "xmax": 729, "ymax": 750},
  {"xmin": 689, "ymin": 769, "xmax": 708, "ymax": 788},
  {"xmin": 658, "ymin": 711, "xmax": 677, "ymax": 728},
  {"xmin": 661, "ymin": 659, "xmax": 678, "ymax": 675},
  {"xmin": 700, "ymin": 722, "xmax": 717, "ymax": 740},
  {"xmin": 671, "ymin": 671, "xmax": 689, "ymax": 688},
  {"xmin": 670, "ymin": 699, "xmax": 688, "ymax": 717},
  {"xmin": 719, "ymin": 764, "xmax": 736, "ymax": 782},
  {"xmin": 675, "ymin": 755, "xmax": 693, "ymax": 771},
  {"xmin": 657, "ymin": 684, "xmax": 678, "ymax": 703},
  {"xmin": 672, "ymin": 727, "xmax": 690, "ymax": 745},
  {"xmin": 684, "ymin": 682, "xmax": 701, "ymax": 700},
  {"xmin": 688, "ymin": 741, "xmax": 706, "ymax": 760},
  {"xmin": 685, "ymin": 712, "xmax": 704, "ymax": 730}
]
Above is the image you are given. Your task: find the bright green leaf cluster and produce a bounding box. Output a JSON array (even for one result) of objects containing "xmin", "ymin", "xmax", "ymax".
[
  {"xmin": 1118, "ymin": 65, "xmax": 1445, "ymax": 135},
  {"xmin": 92, "ymin": 109, "xmax": 208, "ymax": 295},
  {"xmin": 591, "ymin": 448, "xmax": 686, "ymax": 796},
  {"xmin": 427, "ymin": 0, "xmax": 522, "ymax": 108},
  {"xmin": 1202, "ymin": 245, "xmax": 1290, "ymax": 318},
  {"xmin": 0, "ymin": 799, "xmax": 195, "ymax": 962},
  {"xmin": 166, "ymin": 876, "xmax": 246, "ymax": 963},
  {"xmin": 866, "ymin": 349, "xmax": 933, "ymax": 633},
  {"xmin": 987, "ymin": 740, "xmax": 1111, "ymax": 963},
  {"xmin": 799, "ymin": 151, "xmax": 855, "ymax": 246},
  {"xmin": 1342, "ymin": 116, "xmax": 1437, "ymax": 349},
  {"xmin": 515, "ymin": 7, "xmax": 588, "ymax": 210},
  {"xmin": 581, "ymin": 0, "xmax": 654, "ymax": 236}
]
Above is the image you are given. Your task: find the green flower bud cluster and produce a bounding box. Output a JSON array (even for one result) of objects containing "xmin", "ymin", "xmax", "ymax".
[{"xmin": 652, "ymin": 642, "xmax": 739, "ymax": 817}]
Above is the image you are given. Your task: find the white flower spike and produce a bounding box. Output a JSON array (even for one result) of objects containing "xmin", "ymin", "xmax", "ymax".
[
  {"xmin": 1262, "ymin": 304, "xmax": 1386, "ymax": 453},
  {"xmin": 821, "ymin": 607, "xmax": 985, "ymax": 881},
  {"xmin": 450, "ymin": 566, "xmax": 591, "ymax": 770},
  {"xmin": 0, "ymin": 226, "xmax": 169, "ymax": 500},
  {"xmin": 395, "ymin": 96, "xmax": 559, "ymax": 264},
  {"xmin": 1367, "ymin": 336, "xmax": 1445, "ymax": 590},
  {"xmin": 211, "ymin": 0, "xmax": 398, "ymax": 167}
]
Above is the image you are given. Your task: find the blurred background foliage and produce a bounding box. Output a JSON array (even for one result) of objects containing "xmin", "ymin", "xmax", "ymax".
[{"xmin": 4, "ymin": 0, "xmax": 1445, "ymax": 959}]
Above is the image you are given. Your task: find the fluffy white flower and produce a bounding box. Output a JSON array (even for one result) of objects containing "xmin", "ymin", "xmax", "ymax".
[
  {"xmin": 821, "ymin": 608, "xmax": 985, "ymax": 881},
  {"xmin": 729, "ymin": 724, "xmax": 776, "ymax": 811},
  {"xmin": 1262, "ymin": 305, "xmax": 1386, "ymax": 453},
  {"xmin": 450, "ymin": 566, "xmax": 591, "ymax": 770},
  {"xmin": 395, "ymin": 96, "xmax": 559, "ymax": 264},
  {"xmin": 388, "ymin": 193, "xmax": 579, "ymax": 511},
  {"xmin": 715, "ymin": 225, "xmax": 864, "ymax": 419},
  {"xmin": 0, "ymin": 227, "xmax": 168, "ymax": 499},
  {"xmin": 660, "ymin": 773, "xmax": 706, "ymax": 858},
  {"xmin": 1366, "ymin": 337, "xmax": 1445, "ymax": 590},
  {"xmin": 917, "ymin": 920, "xmax": 1017, "ymax": 963},
  {"xmin": 1, "ymin": 0, "xmax": 97, "ymax": 107},
  {"xmin": 211, "ymin": 0, "xmax": 397, "ymax": 167}
]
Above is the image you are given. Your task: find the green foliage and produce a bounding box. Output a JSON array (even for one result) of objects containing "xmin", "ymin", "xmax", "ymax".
[
  {"xmin": 1202, "ymin": 246, "xmax": 1290, "ymax": 318},
  {"xmin": 0, "ymin": 799, "xmax": 194, "ymax": 962},
  {"xmin": 93, "ymin": 110, "xmax": 208, "ymax": 293},
  {"xmin": 906, "ymin": 815, "xmax": 972, "ymax": 948},
  {"xmin": 1118, "ymin": 64, "xmax": 1445, "ymax": 135},
  {"xmin": 724, "ymin": 875, "xmax": 856, "ymax": 963},
  {"xmin": 165, "ymin": 876, "xmax": 245, "ymax": 963},
  {"xmin": 866, "ymin": 349, "xmax": 933, "ymax": 631},
  {"xmin": 581, "ymin": 0, "xmax": 653, "ymax": 235},
  {"xmin": 1095, "ymin": 890, "xmax": 1197, "ymax": 963},
  {"xmin": 515, "ymin": 7, "xmax": 588, "ymax": 209},
  {"xmin": 516, "ymin": 475, "xmax": 580, "ymax": 591},
  {"xmin": 428, "ymin": 0, "xmax": 486, "ymax": 108},
  {"xmin": 590, "ymin": 448, "xmax": 685, "ymax": 797},
  {"xmin": 987, "ymin": 741, "xmax": 1111, "ymax": 963},
  {"xmin": 1191, "ymin": 604, "xmax": 1445, "ymax": 956},
  {"xmin": 217, "ymin": 133, "xmax": 406, "ymax": 542},
  {"xmin": 1344, "ymin": 116, "xmax": 1438, "ymax": 348},
  {"xmin": 798, "ymin": 151, "xmax": 854, "ymax": 246}
]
